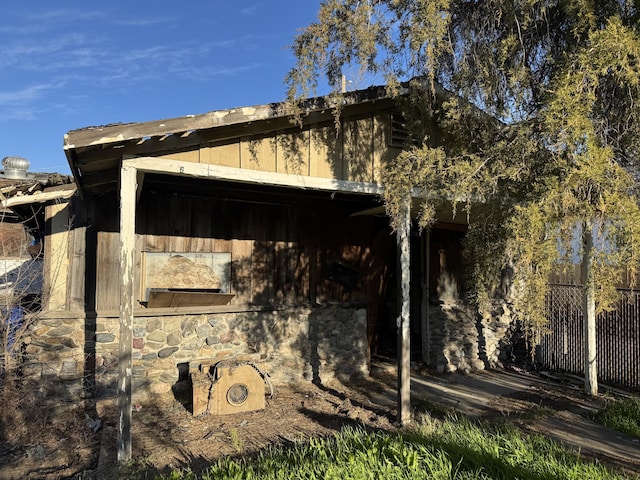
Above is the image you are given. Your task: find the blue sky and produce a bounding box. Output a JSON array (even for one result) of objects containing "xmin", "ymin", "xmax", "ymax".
[{"xmin": 0, "ymin": 2, "xmax": 326, "ymax": 174}]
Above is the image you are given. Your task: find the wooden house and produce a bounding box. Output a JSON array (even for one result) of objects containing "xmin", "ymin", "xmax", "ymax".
[
  {"xmin": 59, "ymin": 87, "xmax": 444, "ymax": 389},
  {"xmin": 14, "ymin": 85, "xmax": 518, "ymax": 448}
]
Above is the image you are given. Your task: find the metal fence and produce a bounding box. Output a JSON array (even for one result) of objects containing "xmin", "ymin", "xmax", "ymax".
[{"xmin": 539, "ymin": 284, "xmax": 640, "ymax": 390}]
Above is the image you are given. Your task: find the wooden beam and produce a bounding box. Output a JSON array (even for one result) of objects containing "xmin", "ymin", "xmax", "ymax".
[
  {"xmin": 117, "ymin": 164, "xmax": 137, "ymax": 462},
  {"xmin": 396, "ymin": 194, "xmax": 411, "ymax": 425},
  {"xmin": 123, "ymin": 157, "xmax": 384, "ymax": 196},
  {"xmin": 421, "ymin": 230, "xmax": 430, "ymax": 364},
  {"xmin": 2, "ymin": 187, "xmax": 76, "ymax": 208}
]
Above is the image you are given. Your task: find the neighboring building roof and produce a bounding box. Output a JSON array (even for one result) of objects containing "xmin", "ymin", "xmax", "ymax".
[
  {"xmin": 0, "ymin": 173, "xmax": 75, "ymax": 207},
  {"xmin": 0, "ymin": 172, "xmax": 75, "ymax": 236}
]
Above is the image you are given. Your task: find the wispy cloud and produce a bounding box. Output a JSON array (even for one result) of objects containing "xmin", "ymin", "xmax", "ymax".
[
  {"xmin": 24, "ymin": 9, "xmax": 104, "ymax": 24},
  {"xmin": 0, "ymin": 84, "xmax": 57, "ymax": 121},
  {"xmin": 0, "ymin": 33, "xmax": 98, "ymax": 70},
  {"xmin": 0, "ymin": 106, "xmax": 38, "ymax": 122},
  {"xmin": 0, "ymin": 84, "xmax": 54, "ymax": 105},
  {"xmin": 241, "ymin": 4, "xmax": 261, "ymax": 15},
  {"xmin": 0, "ymin": 24, "xmax": 49, "ymax": 35},
  {"xmin": 114, "ymin": 16, "xmax": 178, "ymax": 27},
  {"xmin": 178, "ymin": 63, "xmax": 262, "ymax": 81},
  {"xmin": 0, "ymin": 5, "xmax": 284, "ymax": 125}
]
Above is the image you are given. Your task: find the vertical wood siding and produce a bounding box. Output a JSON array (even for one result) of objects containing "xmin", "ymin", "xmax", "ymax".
[{"xmin": 92, "ymin": 190, "xmax": 390, "ymax": 312}]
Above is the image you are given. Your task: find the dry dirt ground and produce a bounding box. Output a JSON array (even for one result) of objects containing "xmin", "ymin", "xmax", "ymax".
[{"xmin": 0, "ymin": 363, "xmax": 635, "ymax": 480}]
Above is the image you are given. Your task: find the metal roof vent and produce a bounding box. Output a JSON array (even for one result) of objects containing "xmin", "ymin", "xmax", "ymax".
[{"xmin": 2, "ymin": 156, "xmax": 30, "ymax": 179}]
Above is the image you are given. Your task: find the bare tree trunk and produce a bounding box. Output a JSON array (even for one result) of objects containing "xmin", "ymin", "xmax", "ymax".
[{"xmin": 582, "ymin": 221, "xmax": 598, "ymax": 396}]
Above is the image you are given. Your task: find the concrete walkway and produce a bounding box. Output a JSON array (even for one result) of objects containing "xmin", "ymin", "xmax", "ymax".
[{"xmin": 371, "ymin": 362, "xmax": 640, "ymax": 475}]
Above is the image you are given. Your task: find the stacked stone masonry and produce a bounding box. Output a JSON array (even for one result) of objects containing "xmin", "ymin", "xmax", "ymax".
[
  {"xmin": 428, "ymin": 299, "xmax": 514, "ymax": 373},
  {"xmin": 23, "ymin": 306, "xmax": 368, "ymax": 402},
  {"xmin": 21, "ymin": 301, "xmax": 518, "ymax": 403}
]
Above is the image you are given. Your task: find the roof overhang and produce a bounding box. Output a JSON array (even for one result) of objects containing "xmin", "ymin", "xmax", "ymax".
[{"xmin": 63, "ymin": 85, "xmax": 403, "ymax": 197}]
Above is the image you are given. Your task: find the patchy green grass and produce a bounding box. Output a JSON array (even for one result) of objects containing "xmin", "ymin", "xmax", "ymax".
[
  {"xmin": 161, "ymin": 416, "xmax": 630, "ymax": 480},
  {"xmin": 593, "ymin": 396, "xmax": 640, "ymax": 439},
  {"xmin": 411, "ymin": 394, "xmax": 455, "ymax": 418}
]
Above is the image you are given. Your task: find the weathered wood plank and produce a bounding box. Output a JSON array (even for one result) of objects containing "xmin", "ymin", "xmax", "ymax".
[
  {"xmin": 117, "ymin": 164, "xmax": 137, "ymax": 462},
  {"xmin": 45, "ymin": 203, "xmax": 70, "ymax": 311},
  {"xmin": 147, "ymin": 291, "xmax": 234, "ymax": 308},
  {"xmin": 346, "ymin": 117, "xmax": 374, "ymax": 183},
  {"xmin": 231, "ymin": 239, "xmax": 253, "ymax": 304},
  {"xmin": 191, "ymin": 198, "xmax": 213, "ymax": 253},
  {"xmin": 201, "ymin": 141, "xmax": 241, "ymax": 168},
  {"xmin": 421, "ymin": 231, "xmax": 430, "ymax": 364},
  {"xmin": 157, "ymin": 150, "xmax": 199, "ymax": 163},
  {"xmin": 276, "ymin": 130, "xmax": 310, "ymax": 175},
  {"xmin": 373, "ymin": 114, "xmax": 395, "ymax": 184},
  {"xmin": 240, "ymin": 135, "xmax": 277, "ymax": 172},
  {"xmin": 143, "ymin": 193, "xmax": 170, "ymax": 252},
  {"xmin": 397, "ymin": 194, "xmax": 411, "ymax": 426},
  {"xmin": 294, "ymin": 247, "xmax": 309, "ymax": 303},
  {"xmin": 67, "ymin": 199, "xmax": 86, "ymax": 311},
  {"xmin": 309, "ymin": 124, "xmax": 342, "ymax": 179},
  {"xmin": 123, "ymin": 158, "xmax": 383, "ymax": 196},
  {"xmin": 65, "ymin": 104, "xmax": 280, "ymax": 149},
  {"xmin": 96, "ymin": 231, "xmax": 120, "ymax": 310},
  {"xmin": 168, "ymin": 195, "xmax": 192, "ymax": 252}
]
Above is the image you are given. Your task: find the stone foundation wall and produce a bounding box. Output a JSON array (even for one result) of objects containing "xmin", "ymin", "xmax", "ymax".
[
  {"xmin": 22, "ymin": 305, "xmax": 368, "ymax": 402},
  {"xmin": 428, "ymin": 300, "xmax": 514, "ymax": 373},
  {"xmin": 20, "ymin": 316, "xmax": 87, "ymax": 402},
  {"xmin": 21, "ymin": 300, "xmax": 518, "ymax": 403}
]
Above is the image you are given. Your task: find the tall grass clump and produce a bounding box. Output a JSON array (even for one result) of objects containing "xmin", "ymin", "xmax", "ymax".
[
  {"xmin": 163, "ymin": 417, "xmax": 630, "ymax": 480},
  {"xmin": 593, "ymin": 396, "xmax": 640, "ymax": 439}
]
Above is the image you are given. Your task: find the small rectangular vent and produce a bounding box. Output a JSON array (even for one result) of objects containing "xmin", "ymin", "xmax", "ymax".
[{"xmin": 388, "ymin": 113, "xmax": 411, "ymax": 148}]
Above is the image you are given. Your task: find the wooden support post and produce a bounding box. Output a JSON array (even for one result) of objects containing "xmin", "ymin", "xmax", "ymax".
[
  {"xmin": 117, "ymin": 165, "xmax": 138, "ymax": 462},
  {"xmin": 421, "ymin": 229, "xmax": 430, "ymax": 365},
  {"xmin": 397, "ymin": 195, "xmax": 411, "ymax": 425},
  {"xmin": 582, "ymin": 221, "xmax": 598, "ymax": 396}
]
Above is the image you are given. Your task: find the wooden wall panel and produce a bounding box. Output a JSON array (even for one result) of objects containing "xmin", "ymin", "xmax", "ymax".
[
  {"xmin": 92, "ymin": 183, "xmax": 388, "ymax": 310},
  {"xmin": 240, "ymin": 135, "xmax": 276, "ymax": 172},
  {"xmin": 344, "ymin": 117, "xmax": 374, "ymax": 183},
  {"xmin": 137, "ymin": 113, "xmax": 397, "ymax": 184},
  {"xmin": 157, "ymin": 150, "xmax": 200, "ymax": 163},
  {"xmin": 144, "ymin": 194, "xmax": 170, "ymax": 252},
  {"xmin": 191, "ymin": 198, "xmax": 213, "ymax": 253},
  {"xmin": 276, "ymin": 130, "xmax": 310, "ymax": 175},
  {"xmin": 231, "ymin": 239, "xmax": 253, "ymax": 304},
  {"xmin": 45, "ymin": 203, "xmax": 70, "ymax": 311},
  {"xmin": 66, "ymin": 199, "xmax": 86, "ymax": 311},
  {"xmin": 201, "ymin": 141, "xmax": 241, "ymax": 168},
  {"xmin": 310, "ymin": 124, "xmax": 342, "ymax": 179},
  {"xmin": 168, "ymin": 196, "xmax": 192, "ymax": 252},
  {"xmin": 96, "ymin": 231, "xmax": 120, "ymax": 310},
  {"xmin": 373, "ymin": 114, "xmax": 396, "ymax": 184}
]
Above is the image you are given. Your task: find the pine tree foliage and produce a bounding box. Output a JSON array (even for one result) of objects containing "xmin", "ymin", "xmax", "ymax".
[{"xmin": 287, "ymin": 1, "xmax": 640, "ymax": 343}]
